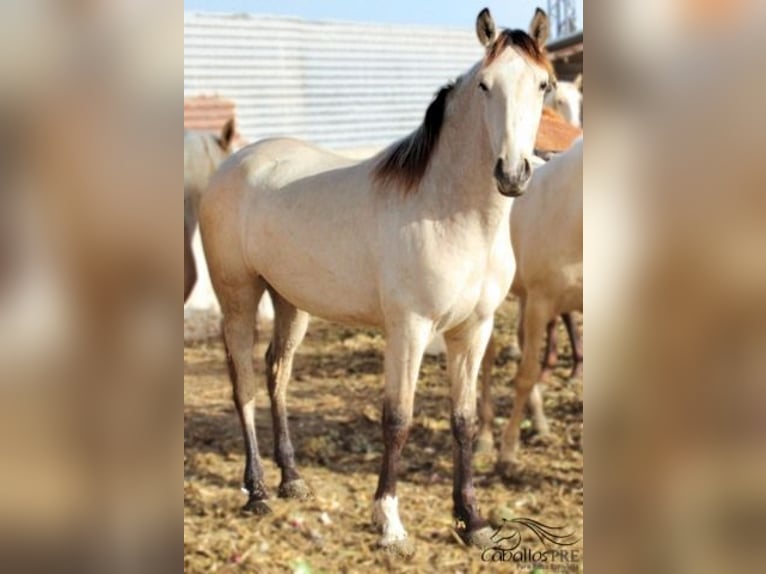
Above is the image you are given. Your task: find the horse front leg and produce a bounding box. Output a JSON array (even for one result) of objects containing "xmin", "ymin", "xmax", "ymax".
[
  {"xmin": 498, "ymin": 295, "xmax": 551, "ymax": 477},
  {"xmin": 444, "ymin": 317, "xmax": 496, "ymax": 547},
  {"xmin": 372, "ymin": 316, "xmax": 431, "ymax": 556}
]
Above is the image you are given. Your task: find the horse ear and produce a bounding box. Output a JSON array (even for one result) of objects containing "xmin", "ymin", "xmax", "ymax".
[
  {"xmin": 220, "ymin": 118, "xmax": 235, "ymax": 150},
  {"xmin": 573, "ymin": 73, "xmax": 583, "ymax": 92},
  {"xmin": 476, "ymin": 8, "xmax": 497, "ymax": 48},
  {"xmin": 529, "ymin": 8, "xmax": 550, "ymax": 50}
]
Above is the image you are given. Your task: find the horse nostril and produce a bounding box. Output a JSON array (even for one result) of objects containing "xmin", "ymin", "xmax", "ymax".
[
  {"xmin": 521, "ymin": 158, "xmax": 532, "ymax": 182},
  {"xmin": 494, "ymin": 158, "xmax": 506, "ymax": 181}
]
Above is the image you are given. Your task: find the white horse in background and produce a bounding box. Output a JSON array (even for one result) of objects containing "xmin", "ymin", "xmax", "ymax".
[
  {"xmin": 184, "ymin": 120, "xmax": 236, "ymax": 235},
  {"xmin": 424, "ymin": 154, "xmax": 545, "ymax": 358},
  {"xmin": 199, "ymin": 8, "xmax": 554, "ymax": 554},
  {"xmin": 545, "ymin": 74, "xmax": 583, "ymax": 127},
  {"xmin": 183, "ymin": 121, "xmax": 274, "ymax": 322},
  {"xmin": 478, "ymin": 137, "xmax": 583, "ymax": 475},
  {"xmin": 184, "ymin": 121, "xmax": 235, "ymax": 303}
]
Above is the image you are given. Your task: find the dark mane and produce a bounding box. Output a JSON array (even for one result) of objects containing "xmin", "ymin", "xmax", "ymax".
[
  {"xmin": 487, "ymin": 29, "xmax": 555, "ymax": 77},
  {"xmin": 372, "ymin": 82, "xmax": 456, "ymax": 193},
  {"xmin": 372, "ymin": 30, "xmax": 552, "ymax": 194}
]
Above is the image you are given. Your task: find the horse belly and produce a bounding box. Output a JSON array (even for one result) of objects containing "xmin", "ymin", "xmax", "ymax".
[
  {"xmin": 556, "ymin": 263, "xmax": 583, "ymax": 313},
  {"xmin": 261, "ymin": 265, "xmax": 381, "ymax": 326},
  {"xmin": 246, "ymin": 212, "xmax": 382, "ymax": 326}
]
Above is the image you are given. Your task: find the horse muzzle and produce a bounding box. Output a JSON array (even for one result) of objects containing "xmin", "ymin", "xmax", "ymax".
[
  {"xmin": 495, "ymin": 179, "xmax": 525, "ymax": 198},
  {"xmin": 494, "ymin": 157, "xmax": 531, "ymax": 198}
]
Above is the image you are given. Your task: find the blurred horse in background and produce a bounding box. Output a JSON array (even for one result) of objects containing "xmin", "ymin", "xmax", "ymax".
[
  {"xmin": 184, "ymin": 119, "xmax": 235, "ymax": 303},
  {"xmin": 482, "ymin": 138, "xmax": 583, "ymax": 475},
  {"xmin": 545, "ymin": 74, "xmax": 583, "ymax": 127}
]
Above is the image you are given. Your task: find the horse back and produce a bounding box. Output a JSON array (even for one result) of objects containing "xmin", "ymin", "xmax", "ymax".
[
  {"xmin": 511, "ymin": 139, "xmax": 583, "ymax": 291},
  {"xmin": 228, "ymin": 137, "xmax": 358, "ymax": 193}
]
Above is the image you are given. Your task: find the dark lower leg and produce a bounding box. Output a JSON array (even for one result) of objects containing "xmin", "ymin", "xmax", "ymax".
[
  {"xmin": 226, "ymin": 350, "xmax": 269, "ymax": 510},
  {"xmin": 562, "ymin": 312, "xmax": 583, "ymax": 378},
  {"xmin": 374, "ymin": 403, "xmax": 410, "ymax": 501},
  {"xmin": 265, "ymin": 343, "xmax": 300, "ymax": 485},
  {"xmin": 452, "ymin": 414, "xmax": 486, "ymax": 532}
]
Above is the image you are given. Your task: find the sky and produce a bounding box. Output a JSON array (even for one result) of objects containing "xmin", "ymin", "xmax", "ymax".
[{"xmin": 183, "ymin": 1, "xmax": 584, "ymax": 33}]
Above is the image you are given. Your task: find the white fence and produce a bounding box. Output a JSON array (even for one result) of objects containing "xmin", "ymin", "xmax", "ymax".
[
  {"xmin": 184, "ymin": 13, "xmax": 484, "ymax": 340},
  {"xmin": 184, "ymin": 12, "xmax": 483, "ymax": 149}
]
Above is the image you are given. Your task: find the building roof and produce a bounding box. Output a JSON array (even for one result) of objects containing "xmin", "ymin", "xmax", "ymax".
[{"xmin": 547, "ymin": 31, "xmax": 583, "ymax": 82}]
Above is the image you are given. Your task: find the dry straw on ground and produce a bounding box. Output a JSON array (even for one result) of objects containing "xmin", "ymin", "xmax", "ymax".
[{"xmin": 184, "ymin": 301, "xmax": 583, "ymax": 573}]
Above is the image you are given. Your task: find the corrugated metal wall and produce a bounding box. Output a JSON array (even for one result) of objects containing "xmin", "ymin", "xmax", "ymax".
[{"xmin": 184, "ymin": 12, "xmax": 483, "ymax": 149}]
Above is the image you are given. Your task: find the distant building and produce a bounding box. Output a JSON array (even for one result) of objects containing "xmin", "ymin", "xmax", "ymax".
[{"xmin": 547, "ymin": 31, "xmax": 583, "ymax": 84}]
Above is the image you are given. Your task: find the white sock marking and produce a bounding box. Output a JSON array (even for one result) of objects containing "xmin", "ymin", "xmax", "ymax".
[{"xmin": 373, "ymin": 495, "xmax": 408, "ymax": 544}]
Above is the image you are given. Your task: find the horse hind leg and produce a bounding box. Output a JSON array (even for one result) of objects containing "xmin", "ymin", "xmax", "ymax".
[
  {"xmin": 562, "ymin": 312, "xmax": 583, "ymax": 380},
  {"xmin": 220, "ymin": 277, "xmax": 271, "ymax": 514},
  {"xmin": 265, "ymin": 288, "xmax": 312, "ymax": 500},
  {"xmin": 183, "ymin": 223, "xmax": 197, "ymax": 303}
]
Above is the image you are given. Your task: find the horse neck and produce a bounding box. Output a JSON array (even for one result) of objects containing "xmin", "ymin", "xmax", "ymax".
[
  {"xmin": 200, "ymin": 135, "xmax": 223, "ymax": 176},
  {"xmin": 419, "ymin": 89, "xmax": 511, "ymax": 234}
]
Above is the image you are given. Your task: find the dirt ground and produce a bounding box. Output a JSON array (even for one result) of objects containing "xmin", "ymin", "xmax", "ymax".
[{"xmin": 184, "ymin": 301, "xmax": 583, "ymax": 573}]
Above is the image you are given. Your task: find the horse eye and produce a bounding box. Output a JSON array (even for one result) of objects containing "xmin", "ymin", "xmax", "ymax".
[
  {"xmin": 539, "ymin": 81, "xmax": 549, "ymax": 92},
  {"xmin": 478, "ymin": 81, "xmax": 489, "ymax": 93}
]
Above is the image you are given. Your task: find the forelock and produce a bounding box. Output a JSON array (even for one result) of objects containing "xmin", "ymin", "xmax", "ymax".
[{"xmin": 485, "ymin": 29, "xmax": 555, "ymax": 80}]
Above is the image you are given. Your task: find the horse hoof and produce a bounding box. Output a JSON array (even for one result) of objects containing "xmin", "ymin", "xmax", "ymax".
[
  {"xmin": 568, "ymin": 365, "xmax": 583, "ymax": 383},
  {"xmin": 475, "ymin": 435, "xmax": 495, "ymax": 455},
  {"xmin": 530, "ymin": 431, "xmax": 553, "ymax": 446},
  {"xmin": 501, "ymin": 344, "xmax": 522, "ymax": 362},
  {"xmin": 462, "ymin": 525, "xmax": 496, "ymax": 549},
  {"xmin": 495, "ymin": 459, "xmax": 518, "ymax": 479},
  {"xmin": 278, "ymin": 479, "xmax": 313, "ymax": 500},
  {"xmin": 242, "ymin": 498, "xmax": 272, "ymax": 516},
  {"xmin": 379, "ymin": 537, "xmax": 416, "ymax": 558}
]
